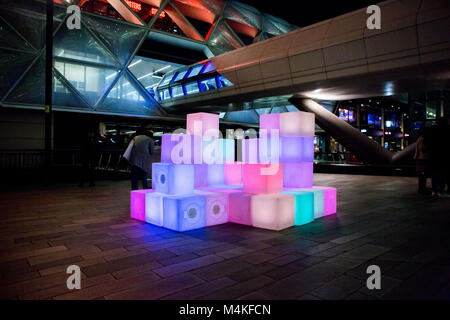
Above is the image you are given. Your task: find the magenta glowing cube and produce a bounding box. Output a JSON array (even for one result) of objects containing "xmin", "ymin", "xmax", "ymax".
[
  {"xmin": 145, "ymin": 192, "xmax": 164, "ymax": 226},
  {"xmin": 243, "ymin": 163, "xmax": 283, "ymax": 194},
  {"xmin": 280, "ymin": 111, "xmax": 315, "ymax": 137},
  {"xmin": 194, "ymin": 164, "xmax": 208, "ymax": 188},
  {"xmin": 195, "ymin": 190, "xmax": 228, "ymax": 226},
  {"xmin": 241, "ymin": 138, "xmax": 259, "ymax": 163},
  {"xmin": 187, "ymin": 112, "xmax": 219, "ymax": 137},
  {"xmin": 280, "ymin": 137, "xmax": 314, "ymax": 162},
  {"xmin": 260, "ymin": 113, "xmax": 281, "ymax": 136},
  {"xmin": 313, "ymin": 186, "xmax": 337, "ymax": 216},
  {"xmin": 224, "ymin": 162, "xmax": 242, "ymax": 185},
  {"xmin": 130, "ymin": 189, "xmax": 154, "ymax": 222},
  {"xmin": 228, "ymin": 192, "xmax": 252, "ymax": 225},
  {"xmin": 251, "ymin": 193, "xmax": 295, "ymax": 231},
  {"xmin": 283, "ymin": 162, "xmax": 313, "ymax": 188},
  {"xmin": 161, "ymin": 134, "xmax": 202, "ymax": 164}
]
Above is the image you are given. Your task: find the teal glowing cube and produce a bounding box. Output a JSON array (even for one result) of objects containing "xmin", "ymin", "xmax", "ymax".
[
  {"xmin": 285, "ymin": 187, "xmax": 324, "ymax": 219},
  {"xmin": 281, "ymin": 190, "xmax": 315, "ymax": 226}
]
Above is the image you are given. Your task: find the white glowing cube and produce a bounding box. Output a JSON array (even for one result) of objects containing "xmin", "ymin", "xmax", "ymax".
[
  {"xmin": 187, "ymin": 112, "xmax": 219, "ymax": 137},
  {"xmin": 145, "ymin": 192, "xmax": 164, "ymax": 226},
  {"xmin": 251, "ymin": 193, "xmax": 295, "ymax": 231},
  {"xmin": 286, "ymin": 187, "xmax": 324, "ymax": 219},
  {"xmin": 224, "ymin": 162, "xmax": 242, "ymax": 185},
  {"xmin": 207, "ymin": 164, "xmax": 224, "ymax": 186},
  {"xmin": 194, "ymin": 164, "xmax": 208, "ymax": 188},
  {"xmin": 162, "ymin": 194, "xmax": 206, "ymax": 232},
  {"xmin": 152, "ymin": 163, "xmax": 194, "ymax": 195},
  {"xmin": 280, "ymin": 111, "xmax": 315, "ymax": 137},
  {"xmin": 195, "ymin": 190, "xmax": 228, "ymax": 226}
]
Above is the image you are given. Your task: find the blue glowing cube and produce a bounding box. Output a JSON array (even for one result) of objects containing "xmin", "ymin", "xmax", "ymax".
[
  {"xmin": 162, "ymin": 194, "xmax": 206, "ymax": 232},
  {"xmin": 207, "ymin": 164, "xmax": 225, "ymax": 186},
  {"xmin": 152, "ymin": 163, "xmax": 194, "ymax": 195}
]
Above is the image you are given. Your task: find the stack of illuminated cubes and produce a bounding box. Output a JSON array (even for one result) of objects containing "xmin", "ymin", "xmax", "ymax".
[{"xmin": 130, "ymin": 111, "xmax": 336, "ymax": 232}]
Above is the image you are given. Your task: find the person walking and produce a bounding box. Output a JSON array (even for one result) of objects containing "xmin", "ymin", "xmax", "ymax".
[
  {"xmin": 413, "ymin": 128, "xmax": 430, "ymax": 195},
  {"xmin": 80, "ymin": 128, "xmax": 98, "ymax": 187},
  {"xmin": 128, "ymin": 128, "xmax": 154, "ymax": 190}
]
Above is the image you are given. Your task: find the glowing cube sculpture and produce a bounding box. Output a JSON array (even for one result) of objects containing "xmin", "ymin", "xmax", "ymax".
[
  {"xmin": 283, "ymin": 162, "xmax": 313, "ymax": 188},
  {"xmin": 161, "ymin": 134, "xmax": 202, "ymax": 164},
  {"xmin": 130, "ymin": 189, "xmax": 154, "ymax": 222},
  {"xmin": 280, "ymin": 111, "xmax": 315, "ymax": 137},
  {"xmin": 207, "ymin": 164, "xmax": 225, "ymax": 186},
  {"xmin": 287, "ymin": 188, "xmax": 324, "ymax": 219},
  {"xmin": 195, "ymin": 190, "xmax": 228, "ymax": 226},
  {"xmin": 202, "ymin": 138, "xmax": 235, "ymax": 164},
  {"xmin": 224, "ymin": 162, "xmax": 242, "ymax": 185},
  {"xmin": 163, "ymin": 194, "xmax": 206, "ymax": 232},
  {"xmin": 193, "ymin": 164, "xmax": 208, "ymax": 188},
  {"xmin": 280, "ymin": 137, "xmax": 314, "ymax": 162},
  {"xmin": 243, "ymin": 163, "xmax": 283, "ymax": 194},
  {"xmin": 187, "ymin": 112, "xmax": 219, "ymax": 137},
  {"xmin": 152, "ymin": 163, "xmax": 194, "ymax": 195},
  {"xmin": 313, "ymin": 186, "xmax": 337, "ymax": 216},
  {"xmin": 145, "ymin": 192, "xmax": 164, "ymax": 226},
  {"xmin": 251, "ymin": 193, "xmax": 295, "ymax": 231},
  {"xmin": 228, "ymin": 192, "xmax": 252, "ymax": 225},
  {"xmin": 260, "ymin": 113, "xmax": 281, "ymax": 135},
  {"xmin": 281, "ymin": 190, "xmax": 315, "ymax": 225},
  {"xmin": 241, "ymin": 138, "xmax": 259, "ymax": 163}
]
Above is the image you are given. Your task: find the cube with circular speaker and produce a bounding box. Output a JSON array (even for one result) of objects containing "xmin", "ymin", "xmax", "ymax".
[
  {"xmin": 195, "ymin": 190, "xmax": 228, "ymax": 226},
  {"xmin": 162, "ymin": 194, "xmax": 206, "ymax": 232},
  {"xmin": 152, "ymin": 163, "xmax": 194, "ymax": 195}
]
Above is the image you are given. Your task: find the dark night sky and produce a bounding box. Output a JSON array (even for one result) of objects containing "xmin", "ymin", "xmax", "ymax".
[{"xmin": 238, "ymin": 0, "xmax": 378, "ymax": 27}]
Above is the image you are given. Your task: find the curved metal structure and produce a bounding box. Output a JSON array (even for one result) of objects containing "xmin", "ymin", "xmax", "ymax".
[{"xmin": 158, "ymin": 0, "xmax": 450, "ymax": 112}]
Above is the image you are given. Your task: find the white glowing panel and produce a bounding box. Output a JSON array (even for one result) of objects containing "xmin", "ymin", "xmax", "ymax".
[
  {"xmin": 280, "ymin": 111, "xmax": 315, "ymax": 137},
  {"xmin": 162, "ymin": 194, "xmax": 206, "ymax": 232},
  {"xmin": 145, "ymin": 192, "xmax": 164, "ymax": 226},
  {"xmin": 152, "ymin": 163, "xmax": 194, "ymax": 195},
  {"xmin": 251, "ymin": 193, "xmax": 295, "ymax": 231}
]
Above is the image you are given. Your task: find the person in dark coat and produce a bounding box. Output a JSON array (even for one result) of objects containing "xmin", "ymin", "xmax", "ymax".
[
  {"xmin": 80, "ymin": 129, "xmax": 98, "ymax": 187},
  {"xmin": 129, "ymin": 128, "xmax": 154, "ymax": 190}
]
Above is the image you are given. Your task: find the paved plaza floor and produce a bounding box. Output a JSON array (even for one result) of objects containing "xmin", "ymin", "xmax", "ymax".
[{"xmin": 0, "ymin": 174, "xmax": 449, "ymax": 300}]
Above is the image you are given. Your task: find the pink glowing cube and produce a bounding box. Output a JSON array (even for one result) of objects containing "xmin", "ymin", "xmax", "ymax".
[
  {"xmin": 313, "ymin": 186, "xmax": 337, "ymax": 216},
  {"xmin": 243, "ymin": 163, "xmax": 283, "ymax": 194},
  {"xmin": 241, "ymin": 138, "xmax": 259, "ymax": 163},
  {"xmin": 280, "ymin": 111, "xmax": 315, "ymax": 137},
  {"xmin": 224, "ymin": 162, "xmax": 242, "ymax": 185},
  {"xmin": 251, "ymin": 193, "xmax": 295, "ymax": 231},
  {"xmin": 187, "ymin": 112, "xmax": 219, "ymax": 137},
  {"xmin": 260, "ymin": 113, "xmax": 281, "ymax": 136},
  {"xmin": 280, "ymin": 137, "xmax": 314, "ymax": 162},
  {"xmin": 130, "ymin": 189, "xmax": 154, "ymax": 222},
  {"xmin": 195, "ymin": 190, "xmax": 228, "ymax": 226},
  {"xmin": 283, "ymin": 162, "xmax": 313, "ymax": 188},
  {"xmin": 161, "ymin": 134, "xmax": 202, "ymax": 164},
  {"xmin": 228, "ymin": 192, "xmax": 252, "ymax": 226}
]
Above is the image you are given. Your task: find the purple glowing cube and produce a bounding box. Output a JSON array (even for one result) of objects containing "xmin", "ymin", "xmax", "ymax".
[
  {"xmin": 241, "ymin": 138, "xmax": 259, "ymax": 163},
  {"xmin": 187, "ymin": 112, "xmax": 219, "ymax": 137},
  {"xmin": 260, "ymin": 113, "xmax": 281, "ymax": 136},
  {"xmin": 283, "ymin": 162, "xmax": 313, "ymax": 188},
  {"xmin": 195, "ymin": 190, "xmax": 228, "ymax": 226},
  {"xmin": 161, "ymin": 134, "xmax": 202, "ymax": 164},
  {"xmin": 280, "ymin": 137, "xmax": 314, "ymax": 162}
]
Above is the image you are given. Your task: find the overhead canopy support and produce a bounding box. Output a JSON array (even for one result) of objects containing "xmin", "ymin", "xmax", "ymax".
[{"xmin": 289, "ymin": 96, "xmax": 415, "ymax": 165}]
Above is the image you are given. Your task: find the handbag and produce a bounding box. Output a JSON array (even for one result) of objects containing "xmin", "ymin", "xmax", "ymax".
[{"xmin": 122, "ymin": 138, "xmax": 135, "ymax": 162}]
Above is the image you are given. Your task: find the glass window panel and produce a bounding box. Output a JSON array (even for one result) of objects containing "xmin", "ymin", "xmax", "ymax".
[
  {"xmin": 53, "ymin": 59, "xmax": 118, "ymax": 106},
  {"xmin": 172, "ymin": 70, "xmax": 188, "ymax": 82},
  {"xmin": 216, "ymin": 75, "xmax": 233, "ymax": 88},
  {"xmin": 200, "ymin": 61, "xmax": 215, "ymax": 74},
  {"xmin": 184, "ymin": 82, "xmax": 199, "ymax": 95},
  {"xmin": 199, "ymin": 77, "xmax": 217, "ymax": 92},
  {"xmin": 158, "ymin": 88, "xmax": 171, "ymax": 101},
  {"xmin": 0, "ymin": 49, "xmax": 36, "ymax": 99},
  {"xmin": 160, "ymin": 73, "xmax": 176, "ymax": 86},
  {"xmin": 53, "ymin": 76, "xmax": 90, "ymax": 110},
  {"xmin": 171, "ymin": 85, "xmax": 184, "ymax": 97},
  {"xmin": 186, "ymin": 64, "xmax": 204, "ymax": 78}
]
